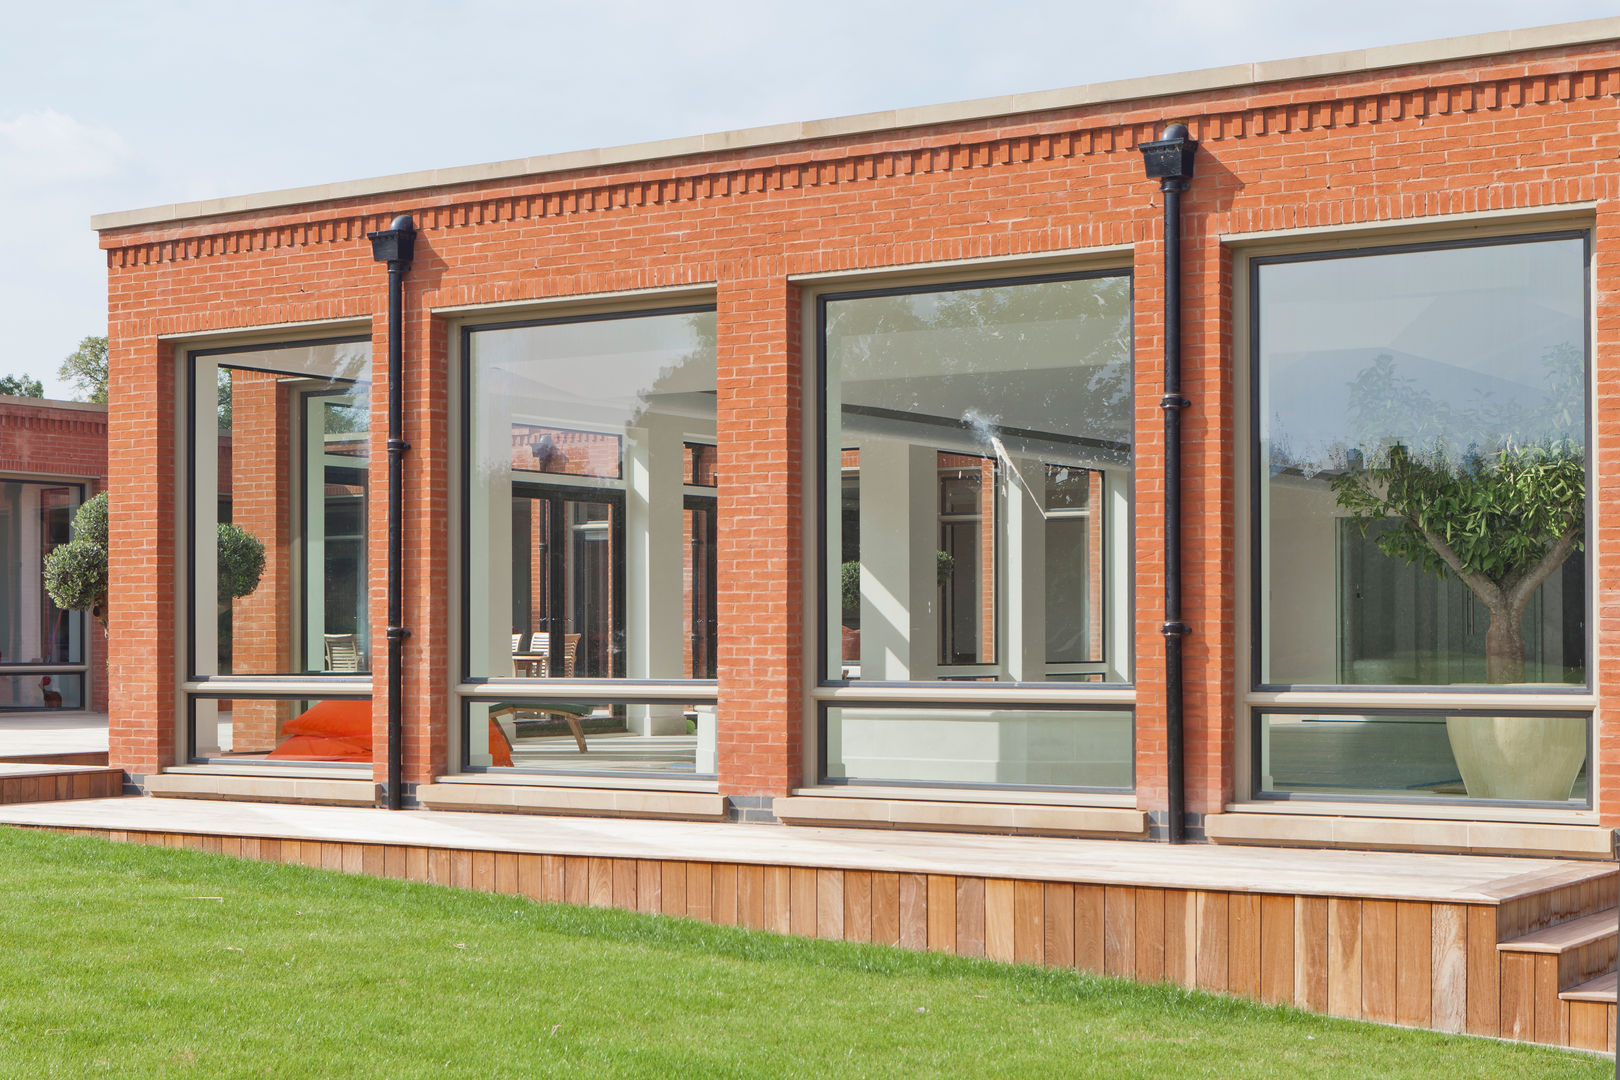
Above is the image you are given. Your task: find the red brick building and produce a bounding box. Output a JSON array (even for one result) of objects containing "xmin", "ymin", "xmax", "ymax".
[
  {"xmin": 0, "ymin": 394, "xmax": 108, "ymax": 712},
  {"xmin": 94, "ymin": 19, "xmax": 1620, "ymax": 865}
]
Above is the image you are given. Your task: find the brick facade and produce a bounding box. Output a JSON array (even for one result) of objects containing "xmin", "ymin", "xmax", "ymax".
[{"xmin": 95, "ymin": 28, "xmax": 1620, "ymax": 842}]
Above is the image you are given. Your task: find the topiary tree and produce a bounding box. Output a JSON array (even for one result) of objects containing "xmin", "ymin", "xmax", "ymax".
[
  {"xmin": 216, "ymin": 522, "xmax": 266, "ymax": 611},
  {"xmin": 43, "ymin": 492, "xmax": 267, "ymax": 626}
]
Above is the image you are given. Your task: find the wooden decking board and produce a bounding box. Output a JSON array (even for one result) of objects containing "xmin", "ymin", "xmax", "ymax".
[
  {"xmin": 871, "ymin": 871, "xmax": 900, "ymax": 945},
  {"xmin": 843, "ymin": 869, "xmax": 872, "ymax": 942},
  {"xmin": 734, "ymin": 863, "xmax": 761, "ymax": 928},
  {"xmin": 1044, "ymin": 883, "xmax": 1075, "ymax": 969},
  {"xmin": 7, "ymin": 797, "xmax": 1608, "ymax": 904},
  {"xmin": 1567, "ymin": 1000, "xmax": 1610, "ymax": 1051},
  {"xmin": 1430, "ymin": 903, "xmax": 1468, "ymax": 1034},
  {"xmin": 1196, "ymin": 891, "xmax": 1229, "ymax": 993},
  {"xmin": 984, "ymin": 878, "xmax": 1015, "ymax": 962},
  {"xmin": 1227, "ymin": 892, "xmax": 1261, "ymax": 999},
  {"xmin": 898, "ymin": 873, "xmax": 927, "ymax": 950},
  {"xmin": 926, "ymin": 874, "xmax": 954, "ymax": 952},
  {"xmin": 1500, "ymin": 952, "xmax": 1537, "ymax": 1041},
  {"xmin": 1498, "ymin": 908, "xmax": 1619, "ymax": 954},
  {"xmin": 689, "ymin": 863, "xmax": 714, "ymax": 922},
  {"xmin": 1103, "ymin": 885, "xmax": 1135, "ymax": 976},
  {"xmin": 1163, "ymin": 889, "xmax": 1196, "ymax": 989},
  {"xmin": 1327, "ymin": 897, "xmax": 1362, "ymax": 1019},
  {"xmin": 1134, "ymin": 887, "xmax": 1164, "ymax": 982},
  {"xmin": 1362, "ymin": 900, "xmax": 1398, "ymax": 1024},
  {"xmin": 1259, "ymin": 894, "xmax": 1295, "ymax": 1005},
  {"xmin": 1396, "ymin": 901, "xmax": 1433, "ymax": 1029},
  {"xmin": 1074, "ymin": 884, "xmax": 1104, "ymax": 974},
  {"xmin": 1015, "ymin": 880, "xmax": 1044, "ymax": 965},
  {"xmin": 1295, "ymin": 896, "xmax": 1329, "ymax": 1013},
  {"xmin": 1561, "ymin": 971, "xmax": 1617, "ymax": 1002},
  {"xmin": 817, "ymin": 868, "xmax": 844, "ymax": 940},
  {"xmin": 1533, "ymin": 954, "xmax": 1563, "ymax": 1046},
  {"xmin": 789, "ymin": 867, "xmax": 817, "ymax": 937},
  {"xmin": 955, "ymin": 877, "xmax": 985, "ymax": 957}
]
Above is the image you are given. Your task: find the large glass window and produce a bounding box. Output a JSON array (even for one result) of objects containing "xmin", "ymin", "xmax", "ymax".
[
  {"xmin": 0, "ymin": 480, "xmax": 85, "ymax": 710},
  {"xmin": 822, "ymin": 272, "xmax": 1133, "ymax": 684},
  {"xmin": 190, "ymin": 340, "xmax": 372, "ymax": 681},
  {"xmin": 824, "ymin": 706, "xmax": 1132, "ymax": 790},
  {"xmin": 185, "ymin": 338, "xmax": 372, "ymax": 765},
  {"xmin": 817, "ymin": 271, "xmax": 1133, "ymax": 794},
  {"xmin": 463, "ymin": 307, "xmax": 717, "ymax": 779},
  {"xmin": 1251, "ymin": 233, "xmax": 1589, "ymax": 805}
]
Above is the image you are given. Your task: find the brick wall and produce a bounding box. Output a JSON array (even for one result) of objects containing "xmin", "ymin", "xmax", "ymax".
[{"xmin": 98, "ymin": 38, "xmax": 1620, "ymax": 829}]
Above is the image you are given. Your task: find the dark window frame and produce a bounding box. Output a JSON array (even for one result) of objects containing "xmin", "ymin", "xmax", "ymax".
[
  {"xmin": 1246, "ymin": 229, "xmax": 1594, "ymax": 695},
  {"xmin": 183, "ymin": 335, "xmax": 373, "ymax": 685},
  {"xmin": 814, "ymin": 267, "xmax": 1136, "ymax": 690},
  {"xmin": 457, "ymin": 303, "xmax": 721, "ymax": 697}
]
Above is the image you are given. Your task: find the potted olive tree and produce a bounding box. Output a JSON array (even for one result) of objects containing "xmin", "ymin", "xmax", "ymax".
[
  {"xmin": 44, "ymin": 492, "xmax": 267, "ymax": 627},
  {"xmin": 1329, "ymin": 352, "xmax": 1585, "ymax": 800}
]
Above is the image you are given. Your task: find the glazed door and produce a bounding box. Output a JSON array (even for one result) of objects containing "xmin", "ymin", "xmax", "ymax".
[{"xmin": 512, "ymin": 484, "xmax": 625, "ymax": 678}]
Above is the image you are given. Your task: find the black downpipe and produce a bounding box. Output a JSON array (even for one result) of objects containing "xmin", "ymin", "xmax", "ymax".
[
  {"xmin": 368, "ymin": 215, "xmax": 416, "ymax": 810},
  {"xmin": 1140, "ymin": 125, "xmax": 1196, "ymax": 843}
]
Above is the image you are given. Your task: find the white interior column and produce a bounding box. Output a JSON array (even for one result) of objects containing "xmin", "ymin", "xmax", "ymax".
[
  {"xmin": 1002, "ymin": 454, "xmax": 1045, "ymax": 681},
  {"xmin": 471, "ymin": 393, "xmax": 515, "ymax": 678},
  {"xmin": 858, "ymin": 440, "xmax": 937, "ymax": 680},
  {"xmin": 1105, "ymin": 470, "xmax": 1132, "ymax": 682},
  {"xmin": 625, "ymin": 413, "xmax": 685, "ymax": 734}
]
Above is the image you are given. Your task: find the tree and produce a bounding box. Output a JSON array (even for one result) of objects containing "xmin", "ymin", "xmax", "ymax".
[
  {"xmin": 58, "ymin": 335, "xmax": 108, "ymax": 404},
  {"xmin": 0, "ymin": 373, "xmax": 44, "ymax": 397},
  {"xmin": 43, "ymin": 492, "xmax": 266, "ymax": 626},
  {"xmin": 1329, "ymin": 350, "xmax": 1584, "ymax": 684}
]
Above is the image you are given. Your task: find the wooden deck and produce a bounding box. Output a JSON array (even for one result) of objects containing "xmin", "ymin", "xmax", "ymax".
[{"xmin": 0, "ymin": 796, "xmax": 1613, "ymax": 1053}]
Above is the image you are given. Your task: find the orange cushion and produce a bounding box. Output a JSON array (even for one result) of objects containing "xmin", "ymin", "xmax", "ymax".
[
  {"xmin": 267, "ymin": 733, "xmax": 371, "ymax": 762},
  {"xmin": 488, "ymin": 719, "xmax": 513, "ymax": 768},
  {"xmin": 282, "ymin": 699, "xmax": 372, "ymax": 744}
]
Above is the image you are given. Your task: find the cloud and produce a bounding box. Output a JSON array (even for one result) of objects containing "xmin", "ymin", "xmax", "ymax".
[{"xmin": 0, "ymin": 109, "xmax": 131, "ymax": 191}]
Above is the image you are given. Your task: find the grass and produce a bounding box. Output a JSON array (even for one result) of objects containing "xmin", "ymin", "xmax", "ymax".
[{"xmin": 0, "ymin": 828, "xmax": 1607, "ymax": 1079}]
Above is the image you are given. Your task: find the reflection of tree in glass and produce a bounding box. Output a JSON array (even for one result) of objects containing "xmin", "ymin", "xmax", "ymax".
[{"xmin": 1328, "ymin": 344, "xmax": 1584, "ymax": 683}]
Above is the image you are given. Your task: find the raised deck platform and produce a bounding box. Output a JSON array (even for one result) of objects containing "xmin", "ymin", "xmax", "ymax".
[{"xmin": 0, "ymin": 796, "xmax": 1613, "ymax": 1052}]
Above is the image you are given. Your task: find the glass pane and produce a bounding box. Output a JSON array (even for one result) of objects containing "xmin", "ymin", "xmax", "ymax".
[
  {"xmin": 825, "ymin": 274, "xmax": 1132, "ymax": 684},
  {"xmin": 1259, "ymin": 710, "xmax": 1588, "ymax": 805},
  {"xmin": 1256, "ymin": 237, "xmax": 1586, "ymax": 688},
  {"xmin": 0, "ymin": 672, "xmax": 83, "ymax": 711},
  {"xmin": 0, "ymin": 481, "xmax": 83, "ymax": 673},
  {"xmin": 191, "ymin": 696, "xmax": 373, "ymax": 763},
  {"xmin": 824, "ymin": 707, "xmax": 1132, "ymax": 789},
  {"xmin": 193, "ymin": 342, "xmax": 372, "ymax": 677},
  {"xmin": 467, "ymin": 310, "xmax": 718, "ymax": 681},
  {"xmin": 467, "ymin": 699, "xmax": 713, "ymax": 778}
]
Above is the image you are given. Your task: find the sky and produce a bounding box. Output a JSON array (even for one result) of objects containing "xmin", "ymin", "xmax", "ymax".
[{"xmin": 2, "ymin": 1, "xmax": 1616, "ymax": 399}]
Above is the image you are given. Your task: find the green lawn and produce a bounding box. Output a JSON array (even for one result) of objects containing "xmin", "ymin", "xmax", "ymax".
[{"xmin": 0, "ymin": 828, "xmax": 1606, "ymax": 1079}]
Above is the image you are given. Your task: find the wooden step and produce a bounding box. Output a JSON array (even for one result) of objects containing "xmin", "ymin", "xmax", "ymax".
[
  {"xmin": 1562, "ymin": 971, "xmax": 1616, "ymax": 1003},
  {"xmin": 1498, "ymin": 908, "xmax": 1618, "ymax": 956}
]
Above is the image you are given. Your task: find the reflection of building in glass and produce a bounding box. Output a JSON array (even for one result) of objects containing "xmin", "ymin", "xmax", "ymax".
[{"xmin": 0, "ymin": 395, "xmax": 107, "ymax": 712}]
